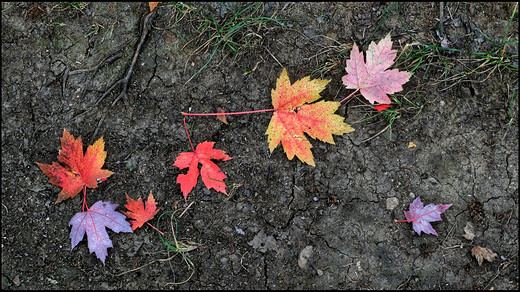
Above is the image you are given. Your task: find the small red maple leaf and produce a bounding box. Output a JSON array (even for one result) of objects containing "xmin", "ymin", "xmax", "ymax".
[
  {"xmin": 123, "ymin": 191, "xmax": 160, "ymax": 230},
  {"xmin": 374, "ymin": 104, "xmax": 393, "ymax": 111},
  {"xmin": 173, "ymin": 141, "xmax": 232, "ymax": 200},
  {"xmin": 342, "ymin": 33, "xmax": 411, "ymax": 104},
  {"xmin": 36, "ymin": 128, "xmax": 114, "ymax": 203}
]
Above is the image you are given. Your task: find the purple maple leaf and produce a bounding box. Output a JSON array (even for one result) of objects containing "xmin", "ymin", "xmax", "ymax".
[
  {"xmin": 69, "ymin": 201, "xmax": 133, "ymax": 264},
  {"xmin": 396, "ymin": 196, "xmax": 451, "ymax": 236}
]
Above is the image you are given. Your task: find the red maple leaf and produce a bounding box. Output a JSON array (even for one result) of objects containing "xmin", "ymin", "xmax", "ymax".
[
  {"xmin": 36, "ymin": 128, "xmax": 114, "ymax": 203},
  {"xmin": 69, "ymin": 200, "xmax": 133, "ymax": 264},
  {"xmin": 123, "ymin": 191, "xmax": 160, "ymax": 230},
  {"xmin": 266, "ymin": 68, "xmax": 354, "ymax": 166},
  {"xmin": 374, "ymin": 104, "xmax": 393, "ymax": 111},
  {"xmin": 173, "ymin": 141, "xmax": 232, "ymax": 200},
  {"xmin": 395, "ymin": 196, "xmax": 451, "ymax": 236},
  {"xmin": 342, "ymin": 33, "xmax": 411, "ymax": 104}
]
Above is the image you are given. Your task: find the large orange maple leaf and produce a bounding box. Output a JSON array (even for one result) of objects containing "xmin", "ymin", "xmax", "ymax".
[
  {"xmin": 265, "ymin": 68, "xmax": 354, "ymax": 166},
  {"xmin": 36, "ymin": 128, "xmax": 114, "ymax": 203}
]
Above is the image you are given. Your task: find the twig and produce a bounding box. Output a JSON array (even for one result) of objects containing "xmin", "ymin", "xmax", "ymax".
[
  {"xmin": 113, "ymin": 254, "xmax": 178, "ymax": 277},
  {"xmin": 265, "ymin": 47, "xmax": 283, "ymax": 68},
  {"xmin": 484, "ymin": 262, "xmax": 511, "ymax": 290},
  {"xmin": 178, "ymin": 201, "xmax": 195, "ymax": 219},
  {"xmin": 360, "ymin": 124, "xmax": 390, "ymax": 143},
  {"xmin": 165, "ymin": 268, "xmax": 195, "ymax": 286},
  {"xmin": 225, "ymin": 183, "xmax": 243, "ymax": 201},
  {"xmin": 95, "ymin": 9, "xmax": 157, "ymax": 107},
  {"xmin": 240, "ymin": 251, "xmax": 249, "ymax": 272},
  {"xmin": 438, "ymin": 2, "xmax": 445, "ymax": 39},
  {"xmin": 89, "ymin": 112, "xmax": 107, "ymax": 144}
]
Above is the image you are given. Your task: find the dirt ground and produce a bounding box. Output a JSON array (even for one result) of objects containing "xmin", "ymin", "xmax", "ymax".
[{"xmin": 2, "ymin": 2, "xmax": 518, "ymax": 289}]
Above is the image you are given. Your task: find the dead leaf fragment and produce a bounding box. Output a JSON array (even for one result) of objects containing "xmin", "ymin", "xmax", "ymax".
[
  {"xmin": 471, "ymin": 246, "xmax": 497, "ymax": 266},
  {"xmin": 463, "ymin": 221, "xmax": 475, "ymax": 240},
  {"xmin": 408, "ymin": 141, "xmax": 416, "ymax": 148},
  {"xmin": 216, "ymin": 107, "xmax": 228, "ymax": 124},
  {"xmin": 25, "ymin": 3, "xmax": 47, "ymax": 21},
  {"xmin": 149, "ymin": 2, "xmax": 160, "ymax": 11}
]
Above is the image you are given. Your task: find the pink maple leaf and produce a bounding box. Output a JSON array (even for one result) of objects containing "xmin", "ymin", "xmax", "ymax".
[
  {"xmin": 69, "ymin": 201, "xmax": 133, "ymax": 264},
  {"xmin": 342, "ymin": 33, "xmax": 411, "ymax": 104},
  {"xmin": 395, "ymin": 196, "xmax": 451, "ymax": 236}
]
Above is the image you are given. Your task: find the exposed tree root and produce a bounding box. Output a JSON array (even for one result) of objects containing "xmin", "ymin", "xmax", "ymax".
[{"xmin": 95, "ymin": 9, "xmax": 158, "ymax": 107}]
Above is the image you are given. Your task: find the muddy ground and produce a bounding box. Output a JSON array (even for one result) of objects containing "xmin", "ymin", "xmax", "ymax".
[{"xmin": 2, "ymin": 2, "xmax": 518, "ymax": 289}]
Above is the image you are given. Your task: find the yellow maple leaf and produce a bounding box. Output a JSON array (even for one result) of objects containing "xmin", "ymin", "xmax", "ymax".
[{"xmin": 265, "ymin": 68, "xmax": 354, "ymax": 166}]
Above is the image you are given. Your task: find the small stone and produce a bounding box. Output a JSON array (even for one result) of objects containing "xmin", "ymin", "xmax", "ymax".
[
  {"xmin": 386, "ymin": 197, "xmax": 399, "ymax": 210},
  {"xmin": 298, "ymin": 245, "xmax": 314, "ymax": 268},
  {"xmin": 12, "ymin": 275, "xmax": 20, "ymax": 286},
  {"xmin": 427, "ymin": 177, "xmax": 439, "ymax": 185}
]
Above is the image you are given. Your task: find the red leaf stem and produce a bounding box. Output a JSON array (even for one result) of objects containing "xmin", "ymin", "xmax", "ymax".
[{"xmin": 182, "ymin": 108, "xmax": 275, "ymax": 116}]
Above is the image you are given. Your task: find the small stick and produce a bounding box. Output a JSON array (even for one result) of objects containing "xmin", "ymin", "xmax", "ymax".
[{"xmin": 178, "ymin": 201, "xmax": 195, "ymax": 219}]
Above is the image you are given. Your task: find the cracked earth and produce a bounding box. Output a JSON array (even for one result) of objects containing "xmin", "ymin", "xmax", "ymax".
[{"xmin": 2, "ymin": 2, "xmax": 518, "ymax": 289}]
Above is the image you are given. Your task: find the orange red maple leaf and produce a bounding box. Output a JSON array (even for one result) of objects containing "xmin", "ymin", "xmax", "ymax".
[
  {"xmin": 123, "ymin": 191, "xmax": 160, "ymax": 230},
  {"xmin": 265, "ymin": 68, "xmax": 354, "ymax": 166},
  {"xmin": 36, "ymin": 128, "xmax": 114, "ymax": 203},
  {"xmin": 173, "ymin": 141, "xmax": 232, "ymax": 200}
]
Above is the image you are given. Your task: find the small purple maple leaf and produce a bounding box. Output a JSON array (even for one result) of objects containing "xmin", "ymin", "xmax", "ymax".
[
  {"xmin": 69, "ymin": 201, "xmax": 133, "ymax": 264},
  {"xmin": 395, "ymin": 196, "xmax": 451, "ymax": 236}
]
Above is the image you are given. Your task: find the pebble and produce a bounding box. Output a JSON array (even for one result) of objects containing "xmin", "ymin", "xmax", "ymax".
[
  {"xmin": 298, "ymin": 246, "xmax": 314, "ymax": 268},
  {"xmin": 427, "ymin": 177, "xmax": 439, "ymax": 185},
  {"xmin": 12, "ymin": 275, "xmax": 20, "ymax": 286},
  {"xmin": 386, "ymin": 197, "xmax": 399, "ymax": 210}
]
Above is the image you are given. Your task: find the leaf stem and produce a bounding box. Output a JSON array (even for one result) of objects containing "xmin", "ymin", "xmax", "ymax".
[
  {"xmin": 147, "ymin": 222, "xmax": 164, "ymax": 235},
  {"xmin": 183, "ymin": 118, "xmax": 195, "ymax": 152},
  {"xmin": 182, "ymin": 108, "xmax": 275, "ymax": 116},
  {"xmin": 339, "ymin": 88, "xmax": 359, "ymax": 104},
  {"xmin": 82, "ymin": 185, "xmax": 88, "ymax": 212},
  {"xmin": 394, "ymin": 219, "xmax": 413, "ymax": 223}
]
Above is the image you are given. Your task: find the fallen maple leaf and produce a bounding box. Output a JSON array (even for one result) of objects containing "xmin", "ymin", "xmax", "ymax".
[
  {"xmin": 123, "ymin": 191, "xmax": 160, "ymax": 230},
  {"xmin": 342, "ymin": 33, "xmax": 411, "ymax": 104},
  {"xmin": 395, "ymin": 196, "xmax": 451, "ymax": 236},
  {"xmin": 69, "ymin": 201, "xmax": 133, "ymax": 264},
  {"xmin": 265, "ymin": 68, "xmax": 354, "ymax": 166},
  {"xmin": 471, "ymin": 246, "xmax": 497, "ymax": 266},
  {"xmin": 36, "ymin": 128, "xmax": 114, "ymax": 204},
  {"xmin": 173, "ymin": 141, "xmax": 232, "ymax": 200}
]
